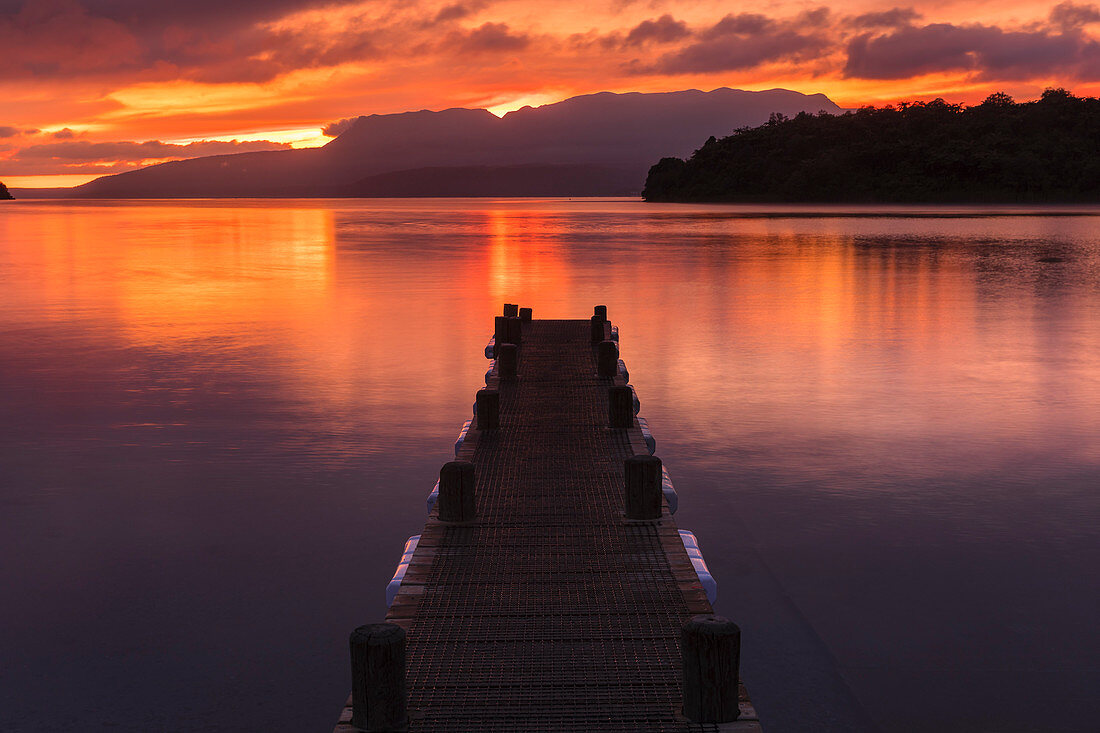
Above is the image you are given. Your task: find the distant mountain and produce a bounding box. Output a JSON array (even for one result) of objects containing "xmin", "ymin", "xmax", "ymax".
[{"xmin": 71, "ymin": 88, "xmax": 842, "ymax": 198}]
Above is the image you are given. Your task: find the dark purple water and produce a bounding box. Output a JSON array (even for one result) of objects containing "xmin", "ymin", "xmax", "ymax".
[{"xmin": 1, "ymin": 199, "xmax": 1097, "ymax": 732}]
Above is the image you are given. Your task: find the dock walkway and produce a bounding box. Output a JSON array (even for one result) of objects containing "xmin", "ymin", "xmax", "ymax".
[{"xmin": 334, "ymin": 311, "xmax": 758, "ymax": 732}]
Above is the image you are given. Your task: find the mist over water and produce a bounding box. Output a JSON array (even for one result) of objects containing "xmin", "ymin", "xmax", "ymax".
[{"xmin": 1, "ymin": 198, "xmax": 1097, "ymax": 732}]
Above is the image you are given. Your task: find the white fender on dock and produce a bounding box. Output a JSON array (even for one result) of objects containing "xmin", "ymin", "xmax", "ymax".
[
  {"xmin": 636, "ymin": 416, "xmax": 656, "ymax": 455},
  {"xmin": 661, "ymin": 465, "xmax": 678, "ymax": 514},
  {"xmin": 454, "ymin": 418, "xmax": 472, "ymax": 456},
  {"xmin": 617, "ymin": 359, "xmax": 629, "ymax": 382},
  {"xmin": 386, "ymin": 534, "xmax": 421, "ymax": 607},
  {"xmin": 426, "ymin": 479, "xmax": 440, "ymax": 512},
  {"xmin": 678, "ymin": 530, "xmax": 717, "ymax": 605},
  {"xmin": 484, "ymin": 336, "xmax": 496, "ymax": 359}
]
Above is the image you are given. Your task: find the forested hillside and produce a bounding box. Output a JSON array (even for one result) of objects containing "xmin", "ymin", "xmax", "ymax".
[{"xmin": 644, "ymin": 90, "xmax": 1100, "ymax": 203}]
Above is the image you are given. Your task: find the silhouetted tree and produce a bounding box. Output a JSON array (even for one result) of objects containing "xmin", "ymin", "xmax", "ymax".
[
  {"xmin": 0, "ymin": 182, "xmax": 13, "ymax": 200},
  {"xmin": 643, "ymin": 90, "xmax": 1100, "ymax": 203},
  {"xmin": 981, "ymin": 92, "xmax": 1015, "ymax": 107}
]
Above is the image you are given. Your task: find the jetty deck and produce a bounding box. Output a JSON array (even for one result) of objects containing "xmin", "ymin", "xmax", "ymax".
[{"xmin": 334, "ymin": 312, "xmax": 758, "ymax": 732}]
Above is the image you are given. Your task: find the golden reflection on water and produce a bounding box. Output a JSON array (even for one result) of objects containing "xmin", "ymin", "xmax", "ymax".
[
  {"xmin": 2, "ymin": 199, "xmax": 1099, "ymax": 468},
  {"xmin": 0, "ymin": 203, "xmax": 334, "ymax": 346},
  {"xmin": 485, "ymin": 208, "xmax": 569, "ymax": 308}
]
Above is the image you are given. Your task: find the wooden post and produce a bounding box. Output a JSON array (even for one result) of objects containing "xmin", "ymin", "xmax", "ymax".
[
  {"xmin": 682, "ymin": 616, "xmax": 741, "ymax": 723},
  {"xmin": 594, "ymin": 305, "xmax": 607, "ymax": 320},
  {"xmin": 503, "ymin": 303, "xmax": 518, "ymax": 317},
  {"xmin": 349, "ymin": 623, "xmax": 407, "ymax": 732},
  {"xmin": 505, "ymin": 316, "xmax": 522, "ymax": 345},
  {"xmin": 497, "ymin": 343, "xmax": 518, "ymax": 380},
  {"xmin": 590, "ymin": 315, "xmax": 605, "ymax": 343},
  {"xmin": 609, "ymin": 385, "xmax": 633, "ymax": 428},
  {"xmin": 519, "ymin": 307, "xmax": 532, "ymax": 322},
  {"xmin": 624, "ymin": 455, "xmax": 662, "ymax": 519},
  {"xmin": 438, "ymin": 460, "xmax": 476, "ymax": 521},
  {"xmin": 597, "ymin": 340, "xmax": 618, "ymax": 377},
  {"xmin": 475, "ymin": 389, "xmax": 499, "ymax": 430},
  {"xmin": 494, "ymin": 315, "xmax": 508, "ymax": 343}
]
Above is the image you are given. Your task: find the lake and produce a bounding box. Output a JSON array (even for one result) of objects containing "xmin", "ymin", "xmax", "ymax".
[{"xmin": 1, "ymin": 198, "xmax": 1097, "ymax": 732}]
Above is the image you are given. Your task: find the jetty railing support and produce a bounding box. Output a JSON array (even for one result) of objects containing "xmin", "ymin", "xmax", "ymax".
[
  {"xmin": 594, "ymin": 304, "xmax": 607, "ymax": 319},
  {"xmin": 497, "ymin": 343, "xmax": 518, "ymax": 380},
  {"xmin": 608, "ymin": 385, "xmax": 634, "ymax": 428},
  {"xmin": 475, "ymin": 388, "xmax": 499, "ymax": 430},
  {"xmin": 682, "ymin": 615, "xmax": 741, "ymax": 723},
  {"xmin": 590, "ymin": 315, "xmax": 605, "ymax": 343},
  {"xmin": 503, "ymin": 303, "xmax": 518, "ymax": 317},
  {"xmin": 624, "ymin": 455, "xmax": 662, "ymax": 519},
  {"xmin": 519, "ymin": 307, "xmax": 532, "ymax": 322},
  {"xmin": 438, "ymin": 460, "xmax": 476, "ymax": 521},
  {"xmin": 349, "ymin": 623, "xmax": 408, "ymax": 732},
  {"xmin": 597, "ymin": 340, "xmax": 619, "ymax": 377},
  {"xmin": 505, "ymin": 316, "xmax": 522, "ymax": 345}
]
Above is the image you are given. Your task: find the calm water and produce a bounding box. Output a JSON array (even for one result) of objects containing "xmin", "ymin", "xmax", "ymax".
[{"xmin": 1, "ymin": 198, "xmax": 1098, "ymax": 732}]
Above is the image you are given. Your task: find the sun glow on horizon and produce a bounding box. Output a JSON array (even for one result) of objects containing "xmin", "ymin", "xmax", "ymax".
[{"xmin": 3, "ymin": 174, "xmax": 102, "ymax": 189}]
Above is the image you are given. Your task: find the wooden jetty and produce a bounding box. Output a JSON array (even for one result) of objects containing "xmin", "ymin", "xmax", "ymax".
[{"xmin": 334, "ymin": 306, "xmax": 759, "ymax": 732}]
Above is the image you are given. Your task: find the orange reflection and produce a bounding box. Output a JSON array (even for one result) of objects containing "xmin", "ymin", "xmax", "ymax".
[
  {"xmin": 0, "ymin": 202, "xmax": 333, "ymax": 346},
  {"xmin": 485, "ymin": 207, "xmax": 570, "ymax": 310}
]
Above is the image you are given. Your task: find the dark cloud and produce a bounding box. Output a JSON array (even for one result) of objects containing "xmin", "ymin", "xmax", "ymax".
[
  {"xmin": 1050, "ymin": 2, "xmax": 1100, "ymax": 29},
  {"xmin": 702, "ymin": 13, "xmax": 777, "ymax": 38},
  {"xmin": 849, "ymin": 7, "xmax": 921, "ymax": 29},
  {"xmin": 844, "ymin": 22, "xmax": 1100, "ymax": 80},
  {"xmin": 433, "ymin": 3, "xmax": 481, "ymax": 24},
  {"xmin": 453, "ymin": 22, "xmax": 529, "ymax": 53},
  {"xmin": 322, "ymin": 117, "xmax": 361, "ymax": 137},
  {"xmin": 51, "ymin": 128, "xmax": 75, "ymax": 139},
  {"xmin": 0, "ymin": 126, "xmax": 19, "ymax": 138},
  {"xmin": 623, "ymin": 14, "xmax": 689, "ymax": 46},
  {"xmin": 0, "ymin": 0, "xmax": 350, "ymax": 32},
  {"xmin": 0, "ymin": 0, "xmax": 383, "ymax": 82},
  {"xmin": 632, "ymin": 10, "xmax": 832, "ymax": 75},
  {"xmin": 15, "ymin": 138, "xmax": 291, "ymax": 162},
  {"xmin": 0, "ymin": 1, "xmax": 143, "ymax": 77}
]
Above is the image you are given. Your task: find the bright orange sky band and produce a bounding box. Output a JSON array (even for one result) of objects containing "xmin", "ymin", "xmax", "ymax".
[{"xmin": 3, "ymin": 0, "xmax": 1100, "ymax": 187}]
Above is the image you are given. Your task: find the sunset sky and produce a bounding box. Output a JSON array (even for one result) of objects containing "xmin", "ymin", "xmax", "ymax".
[{"xmin": 3, "ymin": 0, "xmax": 1100, "ymax": 187}]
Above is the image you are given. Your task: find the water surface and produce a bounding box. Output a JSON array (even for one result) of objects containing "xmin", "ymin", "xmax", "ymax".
[{"xmin": 1, "ymin": 198, "xmax": 1097, "ymax": 732}]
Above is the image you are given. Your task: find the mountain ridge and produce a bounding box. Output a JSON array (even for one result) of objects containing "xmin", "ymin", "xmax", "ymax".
[{"xmin": 70, "ymin": 88, "xmax": 842, "ymax": 198}]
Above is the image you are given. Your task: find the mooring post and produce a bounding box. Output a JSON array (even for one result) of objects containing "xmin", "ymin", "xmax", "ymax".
[
  {"xmin": 594, "ymin": 304, "xmax": 607, "ymax": 320},
  {"xmin": 475, "ymin": 388, "xmax": 499, "ymax": 430},
  {"xmin": 608, "ymin": 385, "xmax": 634, "ymax": 428},
  {"xmin": 438, "ymin": 460, "xmax": 476, "ymax": 521},
  {"xmin": 682, "ymin": 616, "xmax": 742, "ymax": 723},
  {"xmin": 624, "ymin": 455, "xmax": 662, "ymax": 519},
  {"xmin": 494, "ymin": 315, "xmax": 508, "ymax": 344},
  {"xmin": 590, "ymin": 315, "xmax": 605, "ymax": 343},
  {"xmin": 597, "ymin": 340, "xmax": 618, "ymax": 377},
  {"xmin": 505, "ymin": 316, "xmax": 522, "ymax": 345},
  {"xmin": 519, "ymin": 307, "xmax": 532, "ymax": 322},
  {"xmin": 349, "ymin": 623, "xmax": 408, "ymax": 732},
  {"xmin": 503, "ymin": 303, "xmax": 518, "ymax": 317},
  {"xmin": 497, "ymin": 343, "xmax": 518, "ymax": 380}
]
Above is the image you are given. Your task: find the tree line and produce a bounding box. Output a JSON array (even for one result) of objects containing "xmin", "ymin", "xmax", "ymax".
[{"xmin": 643, "ymin": 89, "xmax": 1100, "ymax": 203}]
